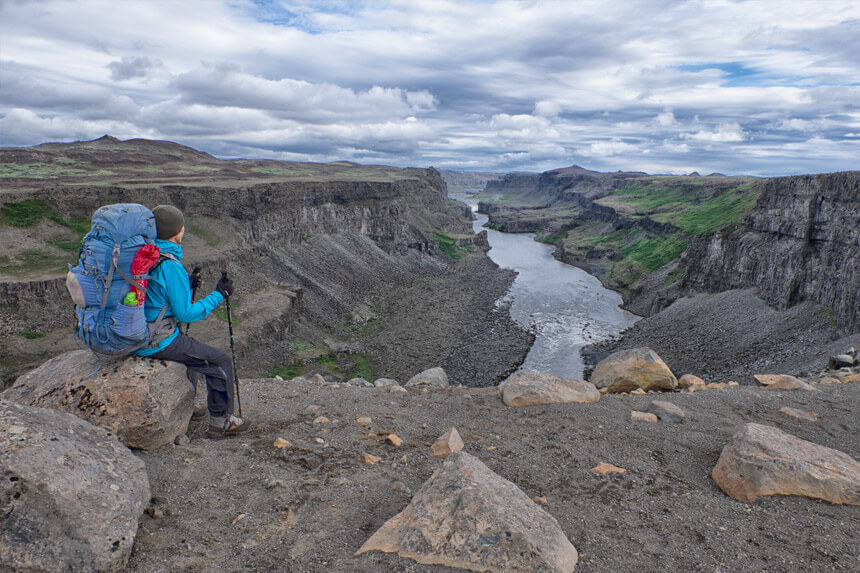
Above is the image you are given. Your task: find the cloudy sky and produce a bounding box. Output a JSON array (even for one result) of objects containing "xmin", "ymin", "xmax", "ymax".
[{"xmin": 1, "ymin": 1, "xmax": 859, "ymax": 176}]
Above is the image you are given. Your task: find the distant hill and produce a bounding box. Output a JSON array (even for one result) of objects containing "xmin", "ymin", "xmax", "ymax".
[{"xmin": 0, "ymin": 135, "xmax": 415, "ymax": 190}]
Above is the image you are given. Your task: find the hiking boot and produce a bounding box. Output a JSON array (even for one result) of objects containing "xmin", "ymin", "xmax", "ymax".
[
  {"xmin": 206, "ymin": 415, "xmax": 252, "ymax": 438},
  {"xmin": 191, "ymin": 406, "xmax": 208, "ymax": 421}
]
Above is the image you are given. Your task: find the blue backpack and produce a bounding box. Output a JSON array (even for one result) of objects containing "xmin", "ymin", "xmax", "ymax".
[{"xmin": 66, "ymin": 203, "xmax": 176, "ymax": 354}]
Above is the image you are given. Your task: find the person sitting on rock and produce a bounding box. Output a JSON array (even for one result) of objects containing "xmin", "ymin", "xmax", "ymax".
[{"xmin": 134, "ymin": 205, "xmax": 250, "ymax": 437}]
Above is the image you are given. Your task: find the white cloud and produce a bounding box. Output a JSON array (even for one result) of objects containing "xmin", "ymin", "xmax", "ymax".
[
  {"xmin": 686, "ymin": 122, "xmax": 747, "ymax": 143},
  {"xmin": 1, "ymin": 0, "xmax": 859, "ymax": 175},
  {"xmin": 582, "ymin": 140, "xmax": 640, "ymax": 157}
]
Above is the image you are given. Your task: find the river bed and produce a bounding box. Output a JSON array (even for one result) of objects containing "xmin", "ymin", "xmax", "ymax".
[{"xmin": 457, "ymin": 195, "xmax": 639, "ymax": 380}]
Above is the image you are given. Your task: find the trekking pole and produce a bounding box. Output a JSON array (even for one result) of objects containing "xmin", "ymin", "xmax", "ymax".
[
  {"xmin": 222, "ymin": 271, "xmax": 242, "ymax": 417},
  {"xmin": 185, "ymin": 266, "xmax": 201, "ymax": 334}
]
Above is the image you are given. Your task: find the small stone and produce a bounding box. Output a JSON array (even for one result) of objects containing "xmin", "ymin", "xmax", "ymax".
[
  {"xmin": 312, "ymin": 374, "xmax": 326, "ymax": 386},
  {"xmin": 817, "ymin": 377, "xmax": 840, "ymax": 384},
  {"xmin": 314, "ymin": 438, "xmax": 325, "ymax": 444},
  {"xmin": 629, "ymin": 388, "xmax": 647, "ymax": 395},
  {"xmin": 754, "ymin": 374, "xmax": 815, "ymax": 391},
  {"xmin": 231, "ymin": 514, "xmax": 246, "ymax": 526},
  {"xmin": 145, "ymin": 505, "xmax": 164, "ymax": 519},
  {"xmin": 678, "ymin": 374, "xmax": 706, "ymax": 391},
  {"xmin": 359, "ymin": 452, "xmax": 382, "ymax": 465},
  {"xmin": 727, "ymin": 381, "xmax": 740, "ymax": 387},
  {"xmin": 357, "ymin": 416, "xmax": 372, "ymax": 424},
  {"xmin": 387, "ymin": 434, "xmax": 403, "ymax": 446},
  {"xmin": 274, "ymin": 437, "xmax": 292, "ymax": 449},
  {"xmin": 266, "ymin": 479, "xmax": 286, "ymax": 489},
  {"xmin": 313, "ymin": 416, "xmax": 330, "ymax": 424},
  {"xmin": 306, "ymin": 404, "xmax": 322, "ymax": 413},
  {"xmin": 174, "ymin": 433, "xmax": 190, "ymax": 446},
  {"xmin": 431, "ymin": 427, "xmax": 464, "ymax": 458},
  {"xmin": 779, "ymin": 407, "xmax": 818, "ymax": 422},
  {"xmin": 390, "ymin": 386, "xmax": 407, "ymax": 393},
  {"xmin": 828, "ymin": 354, "xmax": 855, "ymax": 369},
  {"xmin": 487, "ymin": 445, "xmax": 498, "ymax": 451},
  {"xmin": 533, "ymin": 496, "xmax": 548, "ymax": 505},
  {"xmin": 649, "ymin": 400, "xmax": 685, "ymax": 423},
  {"xmin": 631, "ymin": 411, "xmax": 658, "ymax": 423},
  {"xmin": 391, "ymin": 481, "xmax": 409, "ymax": 492},
  {"xmin": 589, "ymin": 462, "xmax": 627, "ymax": 475},
  {"xmin": 274, "ymin": 375, "xmax": 284, "ymax": 381},
  {"xmin": 706, "ymin": 382, "xmax": 727, "ymax": 389},
  {"xmin": 374, "ymin": 378, "xmax": 399, "ymax": 387},
  {"xmin": 405, "ymin": 367, "xmax": 449, "ymax": 388},
  {"xmin": 833, "ymin": 372, "xmax": 860, "ymax": 384}
]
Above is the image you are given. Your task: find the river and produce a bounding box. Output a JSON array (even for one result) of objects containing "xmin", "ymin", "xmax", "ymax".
[{"xmin": 456, "ymin": 194, "xmax": 639, "ymax": 380}]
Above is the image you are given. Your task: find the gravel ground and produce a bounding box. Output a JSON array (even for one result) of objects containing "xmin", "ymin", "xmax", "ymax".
[
  {"xmin": 128, "ymin": 374, "xmax": 860, "ymax": 572},
  {"xmin": 583, "ymin": 288, "xmax": 860, "ymax": 384}
]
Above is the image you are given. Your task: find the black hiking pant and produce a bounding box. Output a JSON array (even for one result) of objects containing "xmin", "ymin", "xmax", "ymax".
[{"xmin": 149, "ymin": 332, "xmax": 235, "ymax": 418}]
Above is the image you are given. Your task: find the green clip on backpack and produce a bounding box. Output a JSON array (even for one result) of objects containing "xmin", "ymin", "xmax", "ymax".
[{"xmin": 66, "ymin": 203, "xmax": 176, "ymax": 354}]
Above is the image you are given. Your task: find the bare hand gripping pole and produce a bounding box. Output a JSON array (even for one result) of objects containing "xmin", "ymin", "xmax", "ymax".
[{"xmin": 222, "ymin": 270, "xmax": 242, "ymax": 417}]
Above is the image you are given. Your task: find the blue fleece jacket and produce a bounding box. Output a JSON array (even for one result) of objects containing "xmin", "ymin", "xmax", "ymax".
[{"xmin": 134, "ymin": 239, "xmax": 224, "ymax": 356}]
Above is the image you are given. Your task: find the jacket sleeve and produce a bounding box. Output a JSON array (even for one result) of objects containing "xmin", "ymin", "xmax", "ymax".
[{"xmin": 161, "ymin": 260, "xmax": 224, "ymax": 323}]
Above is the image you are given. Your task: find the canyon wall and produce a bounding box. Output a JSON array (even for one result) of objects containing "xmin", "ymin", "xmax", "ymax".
[
  {"xmin": 1, "ymin": 169, "xmax": 531, "ymax": 387},
  {"xmin": 682, "ymin": 171, "xmax": 860, "ymax": 331},
  {"xmin": 481, "ymin": 167, "xmax": 860, "ymax": 333}
]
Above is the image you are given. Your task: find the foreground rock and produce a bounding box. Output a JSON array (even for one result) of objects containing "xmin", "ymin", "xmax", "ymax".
[
  {"xmin": 502, "ymin": 372, "xmax": 600, "ymax": 407},
  {"xmin": 0, "ymin": 399, "xmax": 150, "ymax": 571},
  {"xmin": 405, "ymin": 367, "xmax": 449, "ymax": 388},
  {"xmin": 712, "ymin": 423, "xmax": 860, "ymax": 505},
  {"xmin": 2, "ymin": 350, "xmax": 193, "ymax": 450},
  {"xmin": 589, "ymin": 347, "xmax": 678, "ymax": 393},
  {"xmin": 356, "ymin": 451, "xmax": 578, "ymax": 572},
  {"xmin": 753, "ymin": 374, "xmax": 815, "ymax": 391}
]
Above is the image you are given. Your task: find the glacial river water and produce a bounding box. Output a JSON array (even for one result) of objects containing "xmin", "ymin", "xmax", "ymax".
[{"xmin": 459, "ymin": 196, "xmax": 639, "ymax": 380}]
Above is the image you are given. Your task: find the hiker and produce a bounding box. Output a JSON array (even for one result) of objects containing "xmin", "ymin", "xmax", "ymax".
[{"xmin": 134, "ymin": 205, "xmax": 250, "ymax": 436}]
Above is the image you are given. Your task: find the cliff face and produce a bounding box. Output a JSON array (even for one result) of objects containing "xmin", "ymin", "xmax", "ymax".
[
  {"xmin": 1, "ymin": 167, "xmax": 531, "ymax": 387},
  {"xmin": 682, "ymin": 171, "xmax": 860, "ymax": 331},
  {"xmin": 479, "ymin": 166, "xmax": 860, "ymax": 334}
]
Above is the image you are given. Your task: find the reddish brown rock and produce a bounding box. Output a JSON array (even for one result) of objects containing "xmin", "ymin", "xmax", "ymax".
[
  {"xmin": 589, "ymin": 347, "xmax": 678, "ymax": 393},
  {"xmin": 502, "ymin": 372, "xmax": 599, "ymax": 407},
  {"xmin": 678, "ymin": 374, "xmax": 706, "ymax": 391},
  {"xmin": 631, "ymin": 411, "xmax": 659, "ymax": 423},
  {"xmin": 779, "ymin": 407, "xmax": 818, "ymax": 422},
  {"xmin": 356, "ymin": 451, "xmax": 578, "ymax": 572},
  {"xmin": 753, "ymin": 374, "xmax": 815, "ymax": 390},
  {"xmin": 589, "ymin": 462, "xmax": 627, "ymax": 475},
  {"xmin": 431, "ymin": 427, "xmax": 464, "ymax": 457},
  {"xmin": 712, "ymin": 423, "xmax": 860, "ymax": 504},
  {"xmin": 2, "ymin": 350, "xmax": 193, "ymax": 450}
]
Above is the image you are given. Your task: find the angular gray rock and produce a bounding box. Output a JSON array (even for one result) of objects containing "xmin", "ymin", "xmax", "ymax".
[
  {"xmin": 712, "ymin": 422, "xmax": 860, "ymax": 504},
  {"xmin": 405, "ymin": 366, "xmax": 449, "ymax": 388},
  {"xmin": 1, "ymin": 399, "xmax": 151, "ymax": 572},
  {"xmin": 589, "ymin": 347, "xmax": 678, "ymax": 393},
  {"xmin": 3, "ymin": 350, "xmax": 193, "ymax": 450},
  {"xmin": 502, "ymin": 372, "xmax": 599, "ymax": 407},
  {"xmin": 648, "ymin": 400, "xmax": 686, "ymax": 423},
  {"xmin": 356, "ymin": 451, "xmax": 578, "ymax": 572},
  {"xmin": 829, "ymin": 354, "xmax": 855, "ymax": 369}
]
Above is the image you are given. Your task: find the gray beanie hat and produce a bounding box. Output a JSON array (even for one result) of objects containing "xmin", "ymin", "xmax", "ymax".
[{"xmin": 152, "ymin": 205, "xmax": 185, "ymax": 240}]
